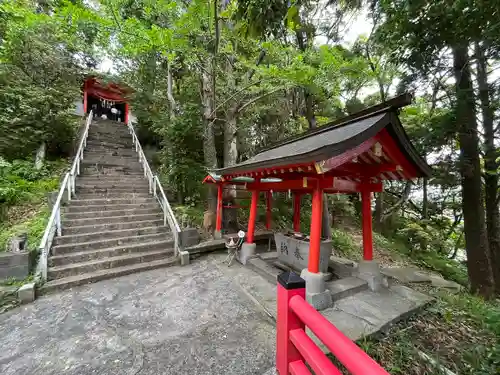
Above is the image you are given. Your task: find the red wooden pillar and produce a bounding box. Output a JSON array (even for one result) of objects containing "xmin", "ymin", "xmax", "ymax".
[
  {"xmin": 247, "ymin": 189, "xmax": 259, "ymax": 243},
  {"xmin": 361, "ymin": 190, "xmax": 373, "ymax": 261},
  {"xmin": 83, "ymin": 89, "xmax": 88, "ymax": 114},
  {"xmin": 293, "ymin": 193, "xmax": 302, "ymax": 233},
  {"xmin": 276, "ymin": 272, "xmax": 306, "ymax": 375},
  {"xmin": 308, "ymin": 186, "xmax": 323, "ymax": 273},
  {"xmin": 215, "ymin": 184, "xmax": 223, "ymax": 234},
  {"xmin": 266, "ymin": 192, "xmax": 272, "ymax": 230},
  {"xmin": 124, "ymin": 103, "xmax": 129, "ymax": 123}
]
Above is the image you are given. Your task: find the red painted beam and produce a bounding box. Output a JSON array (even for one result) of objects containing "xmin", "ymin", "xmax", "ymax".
[
  {"xmin": 361, "ymin": 190, "xmax": 373, "ymax": 261},
  {"xmin": 289, "ymin": 360, "xmax": 312, "ymax": 375},
  {"xmin": 276, "ymin": 282, "xmax": 306, "ymax": 375},
  {"xmin": 308, "ymin": 186, "xmax": 323, "ymax": 273},
  {"xmin": 215, "ymin": 184, "xmax": 223, "ymax": 232},
  {"xmin": 246, "ymin": 190, "xmax": 259, "ymax": 243},
  {"xmin": 316, "ymin": 138, "xmax": 378, "ymax": 173},
  {"xmin": 289, "ymin": 295, "xmax": 391, "ymax": 375},
  {"xmin": 337, "ymin": 162, "xmax": 399, "ymax": 175},
  {"xmin": 376, "ymin": 129, "xmax": 418, "ymax": 178},
  {"xmin": 290, "ymin": 329, "xmax": 343, "ymax": 375}
]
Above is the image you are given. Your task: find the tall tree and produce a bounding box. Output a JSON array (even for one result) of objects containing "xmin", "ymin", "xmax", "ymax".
[
  {"xmin": 476, "ymin": 42, "xmax": 500, "ymax": 294},
  {"xmin": 375, "ymin": 0, "xmax": 497, "ymax": 297}
]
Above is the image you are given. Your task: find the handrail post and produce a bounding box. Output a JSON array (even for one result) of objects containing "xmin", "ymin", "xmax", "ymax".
[
  {"xmin": 67, "ymin": 177, "xmax": 72, "ymax": 201},
  {"xmin": 163, "ymin": 198, "xmax": 167, "ymax": 226},
  {"xmin": 56, "ymin": 208, "xmax": 62, "ymax": 237},
  {"xmin": 277, "ymin": 272, "xmax": 306, "ymax": 375}
]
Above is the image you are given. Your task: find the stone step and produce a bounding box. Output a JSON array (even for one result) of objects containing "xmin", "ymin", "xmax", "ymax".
[
  {"xmin": 76, "ymin": 187, "xmax": 152, "ymax": 195},
  {"xmin": 49, "ymin": 240, "xmax": 175, "ymax": 267},
  {"xmin": 64, "ymin": 213, "xmax": 162, "ymax": 227},
  {"xmin": 87, "ymin": 132, "xmax": 131, "ymax": 139},
  {"xmin": 81, "ymin": 164, "xmax": 144, "ymax": 176},
  {"xmin": 80, "ymin": 170, "xmax": 145, "ymax": 177},
  {"xmin": 326, "ymin": 277, "xmax": 369, "ymax": 301},
  {"xmin": 87, "ymin": 131, "xmax": 131, "ymax": 138},
  {"xmin": 84, "ymin": 150, "xmax": 138, "ymax": 158},
  {"xmin": 64, "ymin": 206, "xmax": 160, "ymax": 220},
  {"xmin": 48, "ymin": 249, "xmax": 175, "ymax": 280},
  {"xmin": 52, "ymin": 232, "xmax": 170, "ymax": 255},
  {"xmin": 76, "ymin": 180, "xmax": 149, "ymax": 189},
  {"xmin": 247, "ymin": 257, "xmax": 282, "ymax": 284},
  {"xmin": 63, "ymin": 219, "xmax": 164, "ymax": 235},
  {"xmin": 86, "ymin": 136, "xmax": 132, "ymax": 144},
  {"xmin": 81, "ymin": 157, "xmax": 142, "ymax": 165},
  {"xmin": 68, "ymin": 197, "xmax": 156, "ymax": 206},
  {"xmin": 77, "ymin": 176, "xmax": 146, "ymax": 183},
  {"xmin": 41, "ymin": 257, "xmax": 178, "ymax": 293},
  {"xmin": 65, "ymin": 202, "xmax": 159, "ymax": 214},
  {"xmin": 88, "ymin": 125, "xmax": 130, "ymax": 131},
  {"xmin": 76, "ymin": 192, "xmax": 152, "ymax": 200},
  {"xmin": 54, "ymin": 225, "xmax": 167, "ymax": 246},
  {"xmin": 85, "ymin": 140, "xmax": 133, "ymax": 149}
]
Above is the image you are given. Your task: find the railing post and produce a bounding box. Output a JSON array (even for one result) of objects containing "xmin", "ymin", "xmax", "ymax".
[
  {"xmin": 277, "ymin": 272, "xmax": 306, "ymax": 375},
  {"xmin": 56, "ymin": 208, "xmax": 62, "ymax": 237},
  {"xmin": 41, "ymin": 246, "xmax": 47, "ymax": 281},
  {"xmin": 163, "ymin": 201, "xmax": 167, "ymax": 226},
  {"xmin": 67, "ymin": 177, "xmax": 72, "ymax": 201},
  {"xmin": 148, "ymin": 175, "xmax": 153, "ymax": 194},
  {"xmin": 153, "ymin": 178, "xmax": 157, "ymax": 197}
]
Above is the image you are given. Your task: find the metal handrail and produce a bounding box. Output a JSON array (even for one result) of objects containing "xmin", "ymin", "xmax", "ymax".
[
  {"xmin": 127, "ymin": 120, "xmax": 181, "ymax": 256},
  {"xmin": 36, "ymin": 111, "xmax": 93, "ymax": 282}
]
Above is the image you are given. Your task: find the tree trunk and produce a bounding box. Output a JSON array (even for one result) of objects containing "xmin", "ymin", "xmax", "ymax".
[
  {"xmin": 305, "ymin": 90, "xmax": 317, "ymax": 128},
  {"xmin": 453, "ymin": 44, "xmax": 494, "ymax": 298},
  {"xmin": 476, "ymin": 42, "xmax": 500, "ymax": 294},
  {"xmin": 223, "ymin": 57, "xmax": 239, "ymax": 232},
  {"xmin": 34, "ymin": 142, "xmax": 46, "ymax": 170},
  {"xmin": 422, "ymin": 178, "xmax": 428, "ymax": 220},
  {"xmin": 201, "ymin": 67, "xmax": 218, "ymax": 220},
  {"xmin": 305, "ymin": 83, "xmax": 331, "ymax": 239},
  {"xmin": 382, "ymin": 181, "xmax": 412, "ymax": 221},
  {"xmin": 166, "ymin": 58, "xmax": 176, "ymax": 118},
  {"xmin": 373, "ymin": 192, "xmax": 384, "ymax": 231}
]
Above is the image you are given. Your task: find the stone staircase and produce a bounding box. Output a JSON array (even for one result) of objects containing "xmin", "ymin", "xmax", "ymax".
[{"xmin": 41, "ymin": 120, "xmax": 178, "ymax": 293}]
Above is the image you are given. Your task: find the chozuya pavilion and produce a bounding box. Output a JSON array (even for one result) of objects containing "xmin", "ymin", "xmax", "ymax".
[{"xmin": 203, "ymin": 94, "xmax": 431, "ymax": 310}]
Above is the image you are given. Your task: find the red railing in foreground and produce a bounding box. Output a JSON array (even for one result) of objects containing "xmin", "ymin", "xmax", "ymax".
[{"xmin": 276, "ymin": 272, "xmax": 390, "ymax": 375}]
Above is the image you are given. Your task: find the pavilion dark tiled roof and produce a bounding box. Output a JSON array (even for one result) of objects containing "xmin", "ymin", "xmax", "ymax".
[{"xmin": 215, "ymin": 94, "xmax": 431, "ymax": 178}]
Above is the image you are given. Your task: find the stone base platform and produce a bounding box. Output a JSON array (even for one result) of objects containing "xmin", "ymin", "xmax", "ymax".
[{"xmin": 210, "ymin": 251, "xmax": 432, "ymax": 345}]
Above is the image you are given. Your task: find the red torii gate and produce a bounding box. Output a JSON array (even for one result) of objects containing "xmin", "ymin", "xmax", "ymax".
[
  {"xmin": 203, "ymin": 94, "xmax": 431, "ymax": 305},
  {"xmin": 83, "ymin": 77, "xmax": 131, "ymax": 123}
]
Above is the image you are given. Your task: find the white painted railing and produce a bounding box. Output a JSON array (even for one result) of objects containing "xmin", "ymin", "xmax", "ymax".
[
  {"xmin": 36, "ymin": 111, "xmax": 93, "ymax": 281},
  {"xmin": 127, "ymin": 120, "xmax": 181, "ymax": 256}
]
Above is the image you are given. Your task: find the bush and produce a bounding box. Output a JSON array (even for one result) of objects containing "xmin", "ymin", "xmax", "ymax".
[
  {"xmin": 331, "ymin": 228, "xmax": 360, "ymax": 258},
  {"xmin": 0, "ymin": 158, "xmax": 65, "ymax": 224},
  {"xmin": 0, "ymin": 207, "xmax": 49, "ymax": 251}
]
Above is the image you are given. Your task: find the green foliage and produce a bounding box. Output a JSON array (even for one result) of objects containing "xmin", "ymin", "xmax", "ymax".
[
  {"xmin": 0, "ymin": 159, "xmax": 64, "ymax": 230},
  {"xmin": 331, "ymin": 229, "xmax": 360, "ymax": 258},
  {"xmin": 358, "ymin": 291, "xmax": 500, "ymax": 375},
  {"xmin": 0, "ymin": 207, "xmax": 50, "ymax": 252},
  {"xmin": 173, "ymin": 204, "xmax": 205, "ymax": 229},
  {"xmin": 0, "ymin": 1, "xmax": 83, "ymax": 160},
  {"xmin": 157, "ymin": 105, "xmax": 206, "ymax": 204},
  {"xmin": 373, "ymin": 232, "xmax": 469, "ymax": 286}
]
